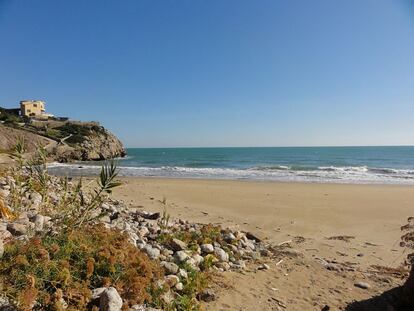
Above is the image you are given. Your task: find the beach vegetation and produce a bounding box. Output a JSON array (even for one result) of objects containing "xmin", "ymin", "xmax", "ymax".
[
  {"xmin": 0, "ymin": 225, "xmax": 162, "ymax": 310},
  {"xmin": 0, "ymin": 138, "xmax": 212, "ymax": 310}
]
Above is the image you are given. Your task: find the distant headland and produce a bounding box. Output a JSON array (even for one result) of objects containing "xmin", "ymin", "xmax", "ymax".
[{"xmin": 0, "ymin": 99, "xmax": 126, "ymax": 163}]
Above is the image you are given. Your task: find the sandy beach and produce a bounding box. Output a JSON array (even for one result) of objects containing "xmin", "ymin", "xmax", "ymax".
[{"xmin": 112, "ymin": 178, "xmax": 414, "ymax": 310}]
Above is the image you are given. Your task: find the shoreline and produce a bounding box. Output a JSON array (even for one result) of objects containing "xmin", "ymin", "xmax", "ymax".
[
  {"xmin": 49, "ymin": 169, "xmax": 414, "ymax": 186},
  {"xmin": 121, "ymin": 175, "xmax": 414, "ymax": 187},
  {"xmin": 46, "ymin": 158, "xmax": 414, "ymax": 185}
]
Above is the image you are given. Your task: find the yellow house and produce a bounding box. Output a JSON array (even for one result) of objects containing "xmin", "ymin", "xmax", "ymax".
[{"xmin": 20, "ymin": 100, "xmax": 48, "ymax": 117}]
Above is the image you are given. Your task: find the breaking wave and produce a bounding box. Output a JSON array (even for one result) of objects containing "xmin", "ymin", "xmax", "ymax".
[{"xmin": 47, "ymin": 163, "xmax": 414, "ymax": 185}]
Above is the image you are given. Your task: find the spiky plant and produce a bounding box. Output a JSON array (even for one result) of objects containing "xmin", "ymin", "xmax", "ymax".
[{"xmin": 74, "ymin": 159, "xmax": 121, "ymax": 227}]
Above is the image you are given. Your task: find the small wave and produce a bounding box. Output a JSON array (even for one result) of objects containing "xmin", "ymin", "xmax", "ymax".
[
  {"xmin": 46, "ymin": 163, "xmax": 414, "ymax": 185},
  {"xmin": 250, "ymin": 165, "xmax": 291, "ymax": 171},
  {"xmin": 368, "ymin": 168, "xmax": 398, "ymax": 174},
  {"xmin": 318, "ymin": 166, "xmax": 368, "ymax": 172}
]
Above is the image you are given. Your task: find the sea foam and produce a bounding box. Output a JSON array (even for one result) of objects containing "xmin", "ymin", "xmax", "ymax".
[{"xmin": 47, "ymin": 163, "xmax": 414, "ymax": 184}]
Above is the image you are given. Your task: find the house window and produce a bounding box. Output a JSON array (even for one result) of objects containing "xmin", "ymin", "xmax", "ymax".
[
  {"xmin": 33, "ymin": 104, "xmax": 37, "ymax": 107},
  {"xmin": 27, "ymin": 109, "xmax": 31, "ymax": 113}
]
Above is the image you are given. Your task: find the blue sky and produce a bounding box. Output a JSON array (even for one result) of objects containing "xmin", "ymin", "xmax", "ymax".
[{"xmin": 1, "ymin": 0, "xmax": 414, "ymax": 147}]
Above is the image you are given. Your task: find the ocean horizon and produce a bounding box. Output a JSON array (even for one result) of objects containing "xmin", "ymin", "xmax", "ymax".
[{"xmin": 48, "ymin": 146, "xmax": 414, "ymax": 185}]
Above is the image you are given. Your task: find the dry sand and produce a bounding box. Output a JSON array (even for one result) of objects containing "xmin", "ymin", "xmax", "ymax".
[{"xmin": 112, "ymin": 178, "xmax": 414, "ymax": 310}]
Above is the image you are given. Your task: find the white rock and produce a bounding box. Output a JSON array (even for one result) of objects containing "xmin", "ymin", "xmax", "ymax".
[
  {"xmin": 175, "ymin": 282, "xmax": 184, "ymax": 291},
  {"xmin": 200, "ymin": 244, "xmax": 214, "ymax": 254},
  {"xmin": 223, "ymin": 232, "xmax": 236, "ymax": 242},
  {"xmin": 99, "ymin": 287, "xmax": 123, "ymax": 311},
  {"xmin": 162, "ymin": 261, "xmax": 179, "ymax": 275},
  {"xmin": 33, "ymin": 215, "xmax": 44, "ymax": 232},
  {"xmin": 160, "ymin": 290, "xmax": 174, "ymax": 304},
  {"xmin": 233, "ymin": 260, "xmax": 246, "ymax": 270},
  {"xmin": 178, "ymin": 269, "xmax": 188, "ymax": 279},
  {"xmin": 164, "ymin": 275, "xmax": 180, "ymax": 287},
  {"xmin": 0, "ymin": 223, "xmax": 7, "ymax": 231},
  {"xmin": 354, "ymin": 282, "xmax": 370, "ymax": 289},
  {"xmin": 192, "ymin": 254, "xmax": 204, "ymax": 266},
  {"xmin": 7, "ymin": 223, "xmax": 27, "ymax": 236},
  {"xmin": 214, "ymin": 247, "xmax": 229, "ymax": 262},
  {"xmin": 0, "ymin": 189, "xmax": 10, "ymax": 198},
  {"xmin": 216, "ymin": 262, "xmax": 230, "ymax": 271},
  {"xmin": 143, "ymin": 245, "xmax": 160, "ymax": 259},
  {"xmin": 0, "ymin": 230, "xmax": 12, "ymax": 242},
  {"xmin": 138, "ymin": 227, "xmax": 149, "ymax": 237},
  {"xmin": 171, "ymin": 238, "xmax": 187, "ymax": 251},
  {"xmin": 174, "ymin": 251, "xmax": 189, "ymax": 263},
  {"xmin": 30, "ymin": 192, "xmax": 42, "ymax": 205},
  {"xmin": 258, "ymin": 263, "xmax": 270, "ymax": 270}
]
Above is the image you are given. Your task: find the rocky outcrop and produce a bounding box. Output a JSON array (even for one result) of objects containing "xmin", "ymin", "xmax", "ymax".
[
  {"xmin": 78, "ymin": 128, "xmax": 126, "ymax": 161},
  {"xmin": 53, "ymin": 126, "xmax": 126, "ymax": 162},
  {"xmin": 0, "ymin": 122, "xmax": 126, "ymax": 163}
]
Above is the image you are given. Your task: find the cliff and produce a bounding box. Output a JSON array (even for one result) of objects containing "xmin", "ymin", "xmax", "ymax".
[
  {"xmin": 51, "ymin": 123, "xmax": 126, "ymax": 162},
  {"xmin": 0, "ymin": 121, "xmax": 126, "ymax": 163}
]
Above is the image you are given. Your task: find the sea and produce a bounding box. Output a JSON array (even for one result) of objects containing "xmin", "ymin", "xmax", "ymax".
[{"xmin": 47, "ymin": 146, "xmax": 414, "ymax": 184}]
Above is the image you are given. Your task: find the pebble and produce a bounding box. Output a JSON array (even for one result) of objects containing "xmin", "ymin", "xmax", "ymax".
[
  {"xmin": 175, "ymin": 282, "xmax": 184, "ymax": 291},
  {"xmin": 143, "ymin": 245, "xmax": 160, "ymax": 259},
  {"xmin": 214, "ymin": 247, "xmax": 229, "ymax": 262},
  {"xmin": 7, "ymin": 223, "xmax": 27, "ymax": 236},
  {"xmin": 162, "ymin": 262, "xmax": 179, "ymax": 275},
  {"xmin": 178, "ymin": 269, "xmax": 188, "ymax": 279},
  {"xmin": 192, "ymin": 254, "xmax": 204, "ymax": 266},
  {"xmin": 354, "ymin": 282, "xmax": 370, "ymax": 289},
  {"xmin": 199, "ymin": 289, "xmax": 217, "ymax": 302},
  {"xmin": 258, "ymin": 263, "xmax": 270, "ymax": 270},
  {"xmin": 171, "ymin": 238, "xmax": 187, "ymax": 251},
  {"xmin": 32, "ymin": 215, "xmax": 44, "ymax": 232},
  {"xmin": 223, "ymin": 232, "xmax": 236, "ymax": 242},
  {"xmin": 201, "ymin": 243, "xmax": 214, "ymax": 254},
  {"xmin": 174, "ymin": 251, "xmax": 189, "ymax": 263}
]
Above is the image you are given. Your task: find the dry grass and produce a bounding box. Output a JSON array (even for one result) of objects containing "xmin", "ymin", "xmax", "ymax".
[{"xmin": 0, "ymin": 225, "xmax": 162, "ymax": 310}]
